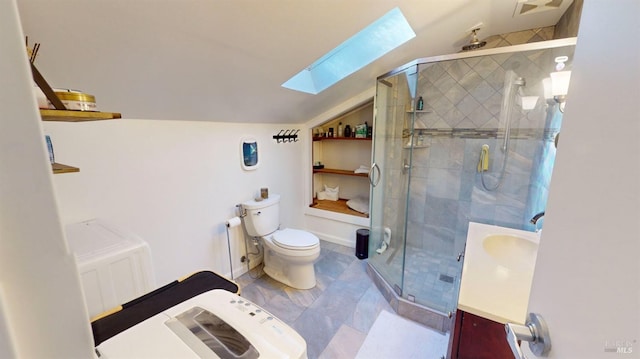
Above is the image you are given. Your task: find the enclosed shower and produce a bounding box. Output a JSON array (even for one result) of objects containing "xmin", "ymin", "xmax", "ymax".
[{"xmin": 367, "ymin": 39, "xmax": 576, "ymax": 331}]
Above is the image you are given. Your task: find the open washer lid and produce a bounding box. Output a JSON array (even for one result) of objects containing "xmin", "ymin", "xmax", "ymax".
[{"xmin": 273, "ymin": 228, "xmax": 319, "ymax": 250}]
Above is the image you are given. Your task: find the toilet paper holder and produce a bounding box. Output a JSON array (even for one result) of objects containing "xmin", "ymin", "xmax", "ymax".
[{"xmin": 235, "ymin": 204, "xmax": 247, "ymax": 218}]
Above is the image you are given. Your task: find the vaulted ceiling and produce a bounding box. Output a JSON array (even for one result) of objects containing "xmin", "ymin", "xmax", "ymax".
[{"xmin": 17, "ymin": 0, "xmax": 573, "ymax": 124}]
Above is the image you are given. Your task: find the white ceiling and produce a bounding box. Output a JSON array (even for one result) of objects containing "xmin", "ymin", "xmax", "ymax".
[{"xmin": 17, "ymin": 0, "xmax": 573, "ymax": 124}]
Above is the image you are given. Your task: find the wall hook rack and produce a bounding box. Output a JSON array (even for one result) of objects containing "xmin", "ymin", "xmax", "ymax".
[{"xmin": 273, "ymin": 129, "xmax": 299, "ymax": 143}]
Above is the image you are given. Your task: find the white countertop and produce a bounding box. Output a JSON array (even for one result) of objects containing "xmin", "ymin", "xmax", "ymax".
[{"xmin": 458, "ymin": 222, "xmax": 540, "ymax": 325}]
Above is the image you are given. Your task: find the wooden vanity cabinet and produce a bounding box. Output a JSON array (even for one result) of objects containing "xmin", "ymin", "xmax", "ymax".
[{"xmin": 449, "ymin": 309, "xmax": 514, "ymax": 359}]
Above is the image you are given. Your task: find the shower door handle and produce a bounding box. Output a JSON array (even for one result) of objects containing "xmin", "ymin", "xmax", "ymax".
[
  {"xmin": 402, "ymin": 158, "xmax": 411, "ymax": 174},
  {"xmin": 368, "ymin": 163, "xmax": 381, "ymax": 187}
]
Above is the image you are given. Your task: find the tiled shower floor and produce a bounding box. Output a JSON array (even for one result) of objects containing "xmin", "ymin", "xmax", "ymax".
[{"xmin": 370, "ymin": 243, "xmax": 461, "ymax": 314}]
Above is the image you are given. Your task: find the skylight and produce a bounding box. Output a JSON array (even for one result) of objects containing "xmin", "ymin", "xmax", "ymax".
[{"xmin": 282, "ymin": 7, "xmax": 415, "ymax": 95}]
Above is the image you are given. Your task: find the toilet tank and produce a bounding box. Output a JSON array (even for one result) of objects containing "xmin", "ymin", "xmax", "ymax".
[{"xmin": 241, "ymin": 194, "xmax": 280, "ymax": 237}]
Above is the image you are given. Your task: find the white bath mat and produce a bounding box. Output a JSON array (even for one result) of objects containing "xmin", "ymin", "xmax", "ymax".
[{"xmin": 355, "ymin": 310, "xmax": 449, "ymax": 359}]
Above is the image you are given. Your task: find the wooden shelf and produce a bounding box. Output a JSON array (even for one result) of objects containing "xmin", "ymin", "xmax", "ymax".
[
  {"xmin": 40, "ymin": 109, "xmax": 120, "ymax": 173},
  {"xmin": 52, "ymin": 163, "xmax": 79, "ymax": 174},
  {"xmin": 309, "ymin": 199, "xmax": 368, "ymax": 218},
  {"xmin": 313, "ymin": 136, "xmax": 371, "ymax": 141},
  {"xmin": 313, "ymin": 168, "xmax": 368, "ymax": 177},
  {"xmin": 40, "ymin": 109, "xmax": 122, "ymax": 122},
  {"xmin": 40, "ymin": 109, "xmax": 120, "ymax": 174}
]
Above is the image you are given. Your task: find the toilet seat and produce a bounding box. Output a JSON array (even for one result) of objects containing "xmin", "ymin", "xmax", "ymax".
[{"xmin": 272, "ymin": 228, "xmax": 319, "ymax": 250}]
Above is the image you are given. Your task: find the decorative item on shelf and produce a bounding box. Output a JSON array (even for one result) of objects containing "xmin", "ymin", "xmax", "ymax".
[
  {"xmin": 45, "ymin": 135, "xmax": 54, "ymax": 164},
  {"xmin": 344, "ymin": 124, "xmax": 352, "ymax": 138},
  {"xmin": 417, "ymin": 96, "xmax": 424, "ymax": 111},
  {"xmin": 46, "ymin": 89, "xmax": 98, "ymax": 112},
  {"xmin": 25, "ymin": 37, "xmax": 67, "ymax": 111},
  {"xmin": 313, "ymin": 161, "xmax": 324, "ymax": 170},
  {"xmin": 317, "ymin": 185, "xmax": 339, "ymax": 201},
  {"xmin": 272, "ymin": 129, "xmax": 299, "ymax": 143},
  {"xmin": 25, "ymin": 36, "xmax": 41, "ymax": 65}
]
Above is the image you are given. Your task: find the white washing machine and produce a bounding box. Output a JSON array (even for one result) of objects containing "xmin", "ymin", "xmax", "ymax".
[{"xmin": 95, "ymin": 289, "xmax": 307, "ymax": 359}]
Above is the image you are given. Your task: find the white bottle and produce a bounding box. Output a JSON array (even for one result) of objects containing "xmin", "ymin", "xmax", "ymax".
[{"xmin": 338, "ymin": 122, "xmax": 343, "ymax": 137}]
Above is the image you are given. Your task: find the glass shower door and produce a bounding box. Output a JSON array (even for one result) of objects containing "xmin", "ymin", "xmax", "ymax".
[{"xmin": 368, "ymin": 65, "xmax": 417, "ymax": 295}]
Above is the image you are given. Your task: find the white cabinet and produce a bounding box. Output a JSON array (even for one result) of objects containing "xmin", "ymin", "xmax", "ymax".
[{"xmin": 66, "ymin": 219, "xmax": 155, "ymax": 318}]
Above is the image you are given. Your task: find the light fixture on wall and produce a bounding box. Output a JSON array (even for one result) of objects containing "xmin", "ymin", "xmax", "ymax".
[
  {"xmin": 517, "ymin": 86, "xmax": 538, "ymax": 111},
  {"xmin": 543, "ymin": 56, "xmax": 572, "ymax": 112},
  {"xmin": 520, "ymin": 95, "xmax": 539, "ymax": 111}
]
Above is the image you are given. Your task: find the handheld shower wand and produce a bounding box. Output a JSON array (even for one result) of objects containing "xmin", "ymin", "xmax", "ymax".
[{"xmin": 481, "ymin": 71, "xmax": 525, "ymax": 191}]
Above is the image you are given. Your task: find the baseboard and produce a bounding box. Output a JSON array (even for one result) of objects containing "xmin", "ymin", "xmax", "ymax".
[{"xmin": 308, "ymin": 230, "xmax": 354, "ymax": 248}]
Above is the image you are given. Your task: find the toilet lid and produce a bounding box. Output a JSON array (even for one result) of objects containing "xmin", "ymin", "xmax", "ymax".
[{"xmin": 272, "ymin": 228, "xmax": 319, "ymax": 250}]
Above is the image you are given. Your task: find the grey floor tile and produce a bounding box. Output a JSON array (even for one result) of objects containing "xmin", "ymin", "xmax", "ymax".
[
  {"xmin": 236, "ymin": 240, "xmax": 448, "ymax": 359},
  {"xmin": 262, "ymin": 293, "xmax": 306, "ymax": 325},
  {"xmin": 293, "ymin": 307, "xmax": 342, "ymax": 359},
  {"xmin": 347, "ymin": 285, "xmax": 394, "ymax": 333},
  {"xmin": 318, "ymin": 324, "xmax": 367, "ymax": 359},
  {"xmin": 315, "ymin": 250, "xmax": 356, "ymax": 279}
]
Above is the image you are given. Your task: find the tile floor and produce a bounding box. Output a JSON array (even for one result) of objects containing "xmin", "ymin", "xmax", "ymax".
[
  {"xmin": 235, "ymin": 240, "xmax": 397, "ymax": 359},
  {"xmin": 371, "ymin": 243, "xmax": 461, "ymax": 314}
]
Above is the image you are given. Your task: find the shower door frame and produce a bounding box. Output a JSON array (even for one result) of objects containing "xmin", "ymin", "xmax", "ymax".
[
  {"xmin": 369, "ymin": 65, "xmax": 417, "ymax": 297},
  {"xmin": 379, "ymin": 38, "xmax": 577, "ymax": 81}
]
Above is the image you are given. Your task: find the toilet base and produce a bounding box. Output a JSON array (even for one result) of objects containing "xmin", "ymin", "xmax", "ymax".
[{"xmin": 263, "ymin": 248, "xmax": 318, "ymax": 290}]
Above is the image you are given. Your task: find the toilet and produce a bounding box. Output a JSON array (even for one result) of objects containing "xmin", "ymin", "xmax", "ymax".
[{"xmin": 241, "ymin": 194, "xmax": 320, "ymax": 289}]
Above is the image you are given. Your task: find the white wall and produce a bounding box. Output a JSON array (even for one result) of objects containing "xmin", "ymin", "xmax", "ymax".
[
  {"xmin": 0, "ymin": 0, "xmax": 94, "ymax": 356},
  {"xmin": 45, "ymin": 119, "xmax": 306, "ymax": 284},
  {"xmin": 525, "ymin": 0, "xmax": 640, "ymax": 357}
]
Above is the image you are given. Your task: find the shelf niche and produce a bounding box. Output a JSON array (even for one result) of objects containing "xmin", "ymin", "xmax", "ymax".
[{"xmin": 311, "ymin": 100, "xmax": 373, "ymax": 218}]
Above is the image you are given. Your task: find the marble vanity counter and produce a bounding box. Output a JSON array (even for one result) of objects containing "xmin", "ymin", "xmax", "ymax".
[{"xmin": 458, "ymin": 222, "xmax": 540, "ymax": 325}]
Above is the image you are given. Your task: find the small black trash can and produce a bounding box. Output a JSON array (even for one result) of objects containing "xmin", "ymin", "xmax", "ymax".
[{"xmin": 355, "ymin": 229, "xmax": 369, "ymax": 259}]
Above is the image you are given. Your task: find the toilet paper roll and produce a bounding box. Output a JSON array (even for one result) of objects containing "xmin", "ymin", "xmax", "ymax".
[{"xmin": 226, "ymin": 216, "xmax": 241, "ymax": 228}]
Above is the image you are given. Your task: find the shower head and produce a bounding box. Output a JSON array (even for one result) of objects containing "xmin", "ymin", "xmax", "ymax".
[{"xmin": 462, "ymin": 29, "xmax": 487, "ymax": 51}]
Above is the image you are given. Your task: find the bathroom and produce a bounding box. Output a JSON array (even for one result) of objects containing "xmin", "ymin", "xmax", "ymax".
[{"xmin": 2, "ymin": 0, "xmax": 639, "ymax": 358}]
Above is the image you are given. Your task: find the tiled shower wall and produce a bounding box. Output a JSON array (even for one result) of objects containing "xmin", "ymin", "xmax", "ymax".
[{"xmin": 401, "ymin": 27, "xmax": 564, "ymax": 258}]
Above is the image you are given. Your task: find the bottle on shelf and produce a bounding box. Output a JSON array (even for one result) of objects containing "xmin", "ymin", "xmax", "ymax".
[
  {"xmin": 344, "ymin": 124, "xmax": 352, "ymax": 138},
  {"xmin": 338, "ymin": 122, "xmax": 343, "ymax": 137},
  {"xmin": 417, "ymin": 96, "xmax": 424, "ymax": 111}
]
